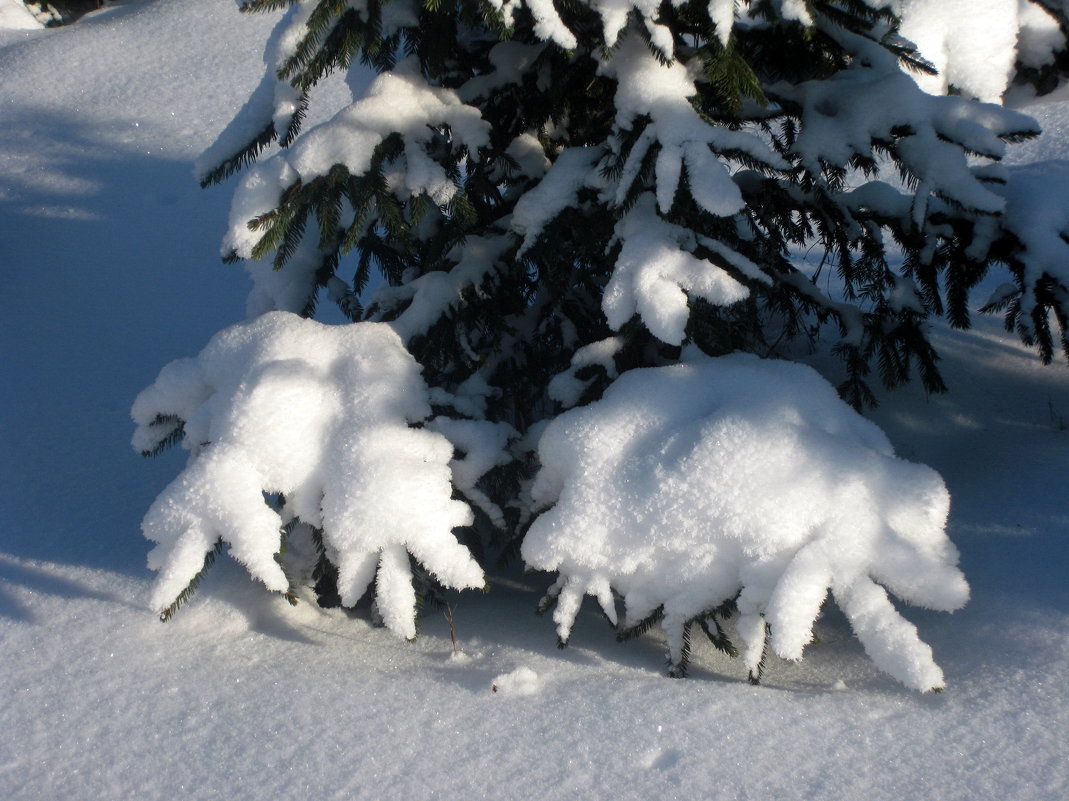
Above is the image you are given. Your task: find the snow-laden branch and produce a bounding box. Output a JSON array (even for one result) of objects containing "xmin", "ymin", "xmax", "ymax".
[
  {"xmin": 603, "ymin": 194, "xmax": 751, "ymax": 345},
  {"xmin": 605, "ymin": 36, "xmax": 789, "ymax": 216},
  {"xmin": 223, "ymin": 57, "xmax": 490, "ymax": 260},
  {"xmin": 523, "ymin": 353, "xmax": 968, "ymax": 691},
  {"xmin": 132, "ymin": 312, "xmax": 485, "ymax": 636}
]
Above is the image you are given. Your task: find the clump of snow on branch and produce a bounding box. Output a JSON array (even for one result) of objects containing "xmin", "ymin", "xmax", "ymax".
[
  {"xmin": 223, "ymin": 57, "xmax": 490, "ymax": 261},
  {"xmin": 0, "ymin": 0, "xmax": 42, "ymax": 30},
  {"xmin": 777, "ymin": 24, "xmax": 1039, "ymax": 218},
  {"xmin": 132, "ymin": 312, "xmax": 484, "ymax": 637},
  {"xmin": 604, "ymin": 36, "xmax": 788, "ymax": 216},
  {"xmin": 895, "ymin": 0, "xmax": 1065, "ymax": 102},
  {"xmin": 368, "ymin": 234, "xmax": 513, "ymax": 340},
  {"xmin": 523, "ymin": 353, "xmax": 969, "ymax": 692},
  {"xmin": 602, "ymin": 195, "xmax": 750, "ymax": 345},
  {"xmin": 547, "ymin": 337, "xmax": 623, "ymax": 408}
]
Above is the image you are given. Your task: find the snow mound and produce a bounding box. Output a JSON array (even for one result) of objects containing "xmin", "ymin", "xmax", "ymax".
[
  {"xmin": 491, "ymin": 667, "xmax": 541, "ymax": 696},
  {"xmin": 132, "ymin": 311, "xmax": 484, "ymax": 638},
  {"xmin": 523, "ymin": 353, "xmax": 969, "ymax": 692}
]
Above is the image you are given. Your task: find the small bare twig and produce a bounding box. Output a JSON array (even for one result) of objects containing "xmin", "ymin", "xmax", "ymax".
[{"xmin": 444, "ymin": 604, "xmax": 459, "ymax": 655}]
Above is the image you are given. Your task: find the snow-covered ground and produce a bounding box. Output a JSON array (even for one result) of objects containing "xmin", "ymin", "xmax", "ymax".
[{"xmin": 1, "ymin": 2, "xmax": 1067, "ymax": 798}]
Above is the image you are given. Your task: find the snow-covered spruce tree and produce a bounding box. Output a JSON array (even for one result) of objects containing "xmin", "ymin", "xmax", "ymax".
[{"xmin": 135, "ymin": 0, "xmax": 1069, "ymax": 691}]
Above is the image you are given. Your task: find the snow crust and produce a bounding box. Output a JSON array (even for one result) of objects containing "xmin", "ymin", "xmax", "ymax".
[
  {"xmin": 132, "ymin": 312, "xmax": 484, "ymax": 636},
  {"xmin": 523, "ymin": 354, "xmax": 969, "ymax": 691}
]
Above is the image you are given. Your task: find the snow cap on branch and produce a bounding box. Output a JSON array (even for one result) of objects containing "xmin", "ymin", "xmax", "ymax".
[
  {"xmin": 224, "ymin": 58, "xmax": 490, "ymax": 260},
  {"xmin": 524, "ymin": 354, "xmax": 968, "ymax": 691},
  {"xmin": 603, "ymin": 195, "xmax": 750, "ymax": 344},
  {"xmin": 133, "ymin": 312, "xmax": 484, "ymax": 636}
]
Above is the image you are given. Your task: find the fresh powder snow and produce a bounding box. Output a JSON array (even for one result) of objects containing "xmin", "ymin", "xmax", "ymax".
[{"xmin": 1, "ymin": 2, "xmax": 1068, "ymax": 800}]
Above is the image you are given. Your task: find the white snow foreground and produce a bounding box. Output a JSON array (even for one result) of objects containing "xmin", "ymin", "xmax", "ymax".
[
  {"xmin": 523, "ymin": 353, "xmax": 969, "ymax": 692},
  {"xmin": 131, "ymin": 312, "xmax": 485, "ymax": 638}
]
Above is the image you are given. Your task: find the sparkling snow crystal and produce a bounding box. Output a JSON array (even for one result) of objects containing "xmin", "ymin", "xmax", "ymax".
[
  {"xmin": 523, "ymin": 354, "xmax": 969, "ymax": 691},
  {"xmin": 132, "ymin": 312, "xmax": 484, "ymax": 636}
]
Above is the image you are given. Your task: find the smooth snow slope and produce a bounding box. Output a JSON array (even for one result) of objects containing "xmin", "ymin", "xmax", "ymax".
[{"xmin": 1, "ymin": 2, "xmax": 1067, "ymax": 799}]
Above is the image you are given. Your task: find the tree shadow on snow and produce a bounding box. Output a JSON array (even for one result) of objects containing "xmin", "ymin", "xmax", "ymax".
[
  {"xmin": 0, "ymin": 106, "xmax": 249, "ymax": 579},
  {"xmin": 0, "ymin": 554, "xmax": 139, "ymax": 623}
]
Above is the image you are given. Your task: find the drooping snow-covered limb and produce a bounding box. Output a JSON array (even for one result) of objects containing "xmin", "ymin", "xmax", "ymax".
[
  {"xmin": 222, "ymin": 57, "xmax": 490, "ymax": 263},
  {"xmin": 834, "ymin": 576, "xmax": 947, "ymax": 692},
  {"xmin": 774, "ymin": 23, "xmax": 1040, "ymax": 219},
  {"xmin": 130, "ymin": 358, "xmax": 209, "ymax": 456},
  {"xmin": 335, "ymin": 549, "xmax": 380, "ymax": 614},
  {"xmin": 590, "ymin": 575, "xmax": 618, "ymax": 625},
  {"xmin": 603, "ymin": 195, "xmax": 751, "ymax": 345},
  {"xmin": 553, "ymin": 576, "xmax": 587, "ymax": 645},
  {"xmin": 707, "ymin": 0, "xmax": 737, "ymax": 46},
  {"xmin": 523, "ymin": 354, "xmax": 968, "ymax": 691},
  {"xmin": 893, "ymin": 0, "xmax": 1067, "ymax": 102},
  {"xmin": 837, "ymin": 161, "xmax": 1069, "ymax": 364},
  {"xmin": 511, "ymin": 147, "xmax": 606, "ymax": 253},
  {"xmin": 143, "ymin": 444, "xmax": 291, "ymax": 613},
  {"xmin": 547, "ymin": 337, "xmax": 623, "ymax": 408},
  {"xmin": 604, "ymin": 36, "xmax": 788, "ymax": 217},
  {"xmin": 764, "ymin": 543, "xmax": 834, "ymax": 660},
  {"xmin": 735, "ymin": 613, "xmax": 769, "ymax": 682},
  {"xmin": 458, "ymin": 41, "xmax": 547, "ymax": 102},
  {"xmin": 375, "ymin": 543, "xmax": 420, "ymax": 640},
  {"xmin": 291, "ymin": 56, "xmax": 489, "ymax": 189},
  {"xmin": 426, "ymin": 418, "xmax": 518, "ymax": 529},
  {"xmin": 132, "ymin": 313, "xmax": 485, "ymax": 632},
  {"xmin": 983, "ymin": 162, "xmax": 1069, "ymax": 360}
]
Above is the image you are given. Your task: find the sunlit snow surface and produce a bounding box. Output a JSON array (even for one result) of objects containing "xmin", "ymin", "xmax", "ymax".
[{"xmin": 1, "ymin": 1, "xmax": 1068, "ymax": 799}]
